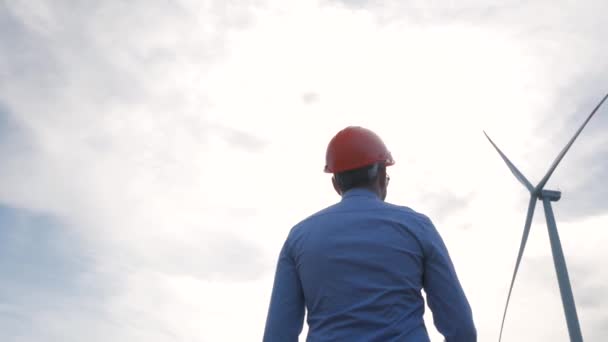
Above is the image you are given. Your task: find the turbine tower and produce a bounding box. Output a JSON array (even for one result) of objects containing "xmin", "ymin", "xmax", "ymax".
[{"xmin": 485, "ymin": 93, "xmax": 608, "ymax": 342}]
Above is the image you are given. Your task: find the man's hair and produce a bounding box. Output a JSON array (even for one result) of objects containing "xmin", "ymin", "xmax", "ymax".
[{"xmin": 334, "ymin": 163, "xmax": 382, "ymax": 193}]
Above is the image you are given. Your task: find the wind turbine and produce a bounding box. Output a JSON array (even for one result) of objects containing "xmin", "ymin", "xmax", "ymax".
[{"xmin": 485, "ymin": 92, "xmax": 608, "ymax": 342}]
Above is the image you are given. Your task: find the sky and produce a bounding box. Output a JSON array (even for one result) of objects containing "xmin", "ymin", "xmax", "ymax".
[{"xmin": 1, "ymin": 0, "xmax": 607, "ymax": 341}]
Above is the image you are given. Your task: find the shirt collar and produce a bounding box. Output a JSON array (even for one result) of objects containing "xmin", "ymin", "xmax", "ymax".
[{"xmin": 341, "ymin": 188, "xmax": 380, "ymax": 200}]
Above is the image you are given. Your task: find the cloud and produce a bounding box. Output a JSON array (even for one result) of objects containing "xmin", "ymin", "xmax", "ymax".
[
  {"xmin": 0, "ymin": 204, "xmax": 271, "ymax": 341},
  {"xmin": 0, "ymin": 206, "xmax": 115, "ymax": 341},
  {"xmin": 0, "ymin": 2, "xmax": 273, "ymax": 340},
  {"xmin": 207, "ymin": 123, "xmax": 269, "ymax": 152},
  {"xmin": 0, "ymin": 104, "xmax": 23, "ymax": 149},
  {"xmin": 301, "ymin": 92, "xmax": 320, "ymax": 105}
]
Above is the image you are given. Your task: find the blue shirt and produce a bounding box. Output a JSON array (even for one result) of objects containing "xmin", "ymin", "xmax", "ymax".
[{"xmin": 264, "ymin": 189, "xmax": 476, "ymax": 342}]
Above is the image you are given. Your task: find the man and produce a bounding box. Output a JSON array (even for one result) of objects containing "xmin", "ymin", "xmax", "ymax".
[{"xmin": 264, "ymin": 126, "xmax": 476, "ymax": 341}]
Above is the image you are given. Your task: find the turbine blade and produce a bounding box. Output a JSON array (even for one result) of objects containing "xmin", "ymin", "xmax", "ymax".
[
  {"xmin": 484, "ymin": 131, "xmax": 535, "ymax": 193},
  {"xmin": 536, "ymin": 92, "xmax": 608, "ymax": 191},
  {"xmin": 498, "ymin": 195, "xmax": 537, "ymax": 342}
]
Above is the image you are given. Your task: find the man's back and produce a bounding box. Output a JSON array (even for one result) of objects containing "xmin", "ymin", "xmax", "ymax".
[{"xmin": 264, "ymin": 189, "xmax": 476, "ymax": 342}]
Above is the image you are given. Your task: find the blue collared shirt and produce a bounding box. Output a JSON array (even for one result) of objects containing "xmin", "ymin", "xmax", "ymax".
[{"xmin": 264, "ymin": 189, "xmax": 476, "ymax": 342}]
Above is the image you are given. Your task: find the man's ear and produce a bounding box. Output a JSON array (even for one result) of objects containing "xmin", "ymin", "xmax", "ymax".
[
  {"xmin": 332, "ymin": 176, "xmax": 342, "ymax": 196},
  {"xmin": 377, "ymin": 166, "xmax": 388, "ymax": 189}
]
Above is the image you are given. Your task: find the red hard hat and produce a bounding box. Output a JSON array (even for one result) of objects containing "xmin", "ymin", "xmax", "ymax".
[{"xmin": 324, "ymin": 126, "xmax": 395, "ymax": 173}]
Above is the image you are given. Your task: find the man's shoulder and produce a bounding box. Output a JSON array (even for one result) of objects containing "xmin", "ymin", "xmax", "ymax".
[
  {"xmin": 289, "ymin": 203, "xmax": 340, "ymax": 232},
  {"xmin": 382, "ymin": 201, "xmax": 434, "ymax": 226}
]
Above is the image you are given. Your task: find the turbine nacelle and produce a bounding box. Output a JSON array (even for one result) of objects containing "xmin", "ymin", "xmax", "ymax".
[{"xmin": 539, "ymin": 189, "xmax": 561, "ymax": 202}]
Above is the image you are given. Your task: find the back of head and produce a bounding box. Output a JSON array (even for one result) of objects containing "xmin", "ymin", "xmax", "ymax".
[{"xmin": 324, "ymin": 126, "xmax": 394, "ymax": 197}]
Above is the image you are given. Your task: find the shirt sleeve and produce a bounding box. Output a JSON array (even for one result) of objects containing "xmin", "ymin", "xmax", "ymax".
[
  {"xmin": 263, "ymin": 237, "xmax": 305, "ymax": 342},
  {"xmin": 421, "ymin": 218, "xmax": 477, "ymax": 342}
]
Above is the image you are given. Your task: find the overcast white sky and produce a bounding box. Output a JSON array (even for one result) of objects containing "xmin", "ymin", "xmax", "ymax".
[{"xmin": 1, "ymin": 0, "xmax": 608, "ymax": 341}]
